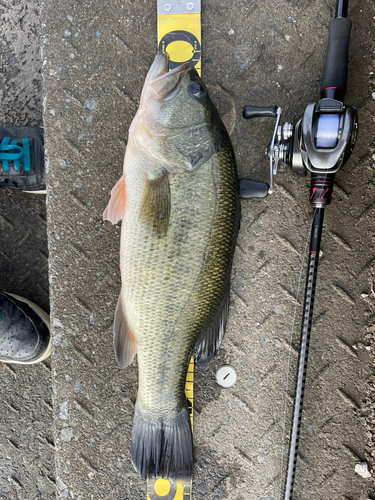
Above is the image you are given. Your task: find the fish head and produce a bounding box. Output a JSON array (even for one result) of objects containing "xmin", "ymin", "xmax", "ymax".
[
  {"xmin": 145, "ymin": 53, "xmax": 210, "ymax": 132},
  {"xmin": 130, "ymin": 53, "xmax": 223, "ymax": 171}
]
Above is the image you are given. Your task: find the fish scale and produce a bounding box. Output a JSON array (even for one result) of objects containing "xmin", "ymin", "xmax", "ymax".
[{"xmin": 123, "ymin": 151, "xmax": 237, "ymax": 414}]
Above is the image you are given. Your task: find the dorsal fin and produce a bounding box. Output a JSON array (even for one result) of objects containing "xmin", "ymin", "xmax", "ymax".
[{"xmin": 194, "ymin": 288, "xmax": 230, "ymax": 366}]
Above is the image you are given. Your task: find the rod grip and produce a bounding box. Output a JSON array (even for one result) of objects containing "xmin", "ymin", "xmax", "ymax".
[{"xmin": 321, "ymin": 17, "xmax": 352, "ymax": 96}]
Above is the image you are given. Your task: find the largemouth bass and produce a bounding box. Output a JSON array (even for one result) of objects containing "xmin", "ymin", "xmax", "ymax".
[{"xmin": 103, "ymin": 53, "xmax": 240, "ymax": 479}]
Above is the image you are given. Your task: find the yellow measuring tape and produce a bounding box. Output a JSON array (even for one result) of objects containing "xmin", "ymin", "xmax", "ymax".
[
  {"xmin": 147, "ymin": 8, "xmax": 201, "ymax": 499},
  {"xmin": 157, "ymin": 13, "xmax": 201, "ymax": 76}
]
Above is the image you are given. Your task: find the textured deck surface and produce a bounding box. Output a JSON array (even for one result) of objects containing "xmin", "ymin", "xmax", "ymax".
[
  {"xmin": 0, "ymin": 2, "xmax": 55, "ymax": 499},
  {"xmin": 1, "ymin": 0, "xmax": 375, "ymax": 499}
]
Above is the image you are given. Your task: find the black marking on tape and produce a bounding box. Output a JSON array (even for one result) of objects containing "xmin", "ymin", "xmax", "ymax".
[{"xmin": 158, "ymin": 30, "xmax": 201, "ymax": 69}]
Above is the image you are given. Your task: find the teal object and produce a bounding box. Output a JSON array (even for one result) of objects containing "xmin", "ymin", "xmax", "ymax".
[{"xmin": 0, "ymin": 137, "xmax": 31, "ymax": 172}]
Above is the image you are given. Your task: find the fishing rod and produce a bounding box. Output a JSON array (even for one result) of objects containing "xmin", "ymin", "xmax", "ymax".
[{"xmin": 239, "ymin": 0, "xmax": 358, "ymax": 498}]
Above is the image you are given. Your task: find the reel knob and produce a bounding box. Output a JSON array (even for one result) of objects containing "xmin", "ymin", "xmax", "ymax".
[
  {"xmin": 243, "ymin": 105, "xmax": 277, "ymax": 120},
  {"xmin": 238, "ymin": 179, "xmax": 269, "ymax": 199}
]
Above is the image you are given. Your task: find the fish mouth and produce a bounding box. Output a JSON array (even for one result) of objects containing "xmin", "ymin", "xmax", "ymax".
[
  {"xmin": 150, "ymin": 57, "xmax": 193, "ymax": 100},
  {"xmin": 151, "ymin": 60, "xmax": 192, "ymax": 83}
]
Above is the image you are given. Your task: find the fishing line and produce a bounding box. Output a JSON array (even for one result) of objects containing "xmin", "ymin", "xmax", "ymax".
[{"xmin": 278, "ymin": 208, "xmax": 317, "ymax": 500}]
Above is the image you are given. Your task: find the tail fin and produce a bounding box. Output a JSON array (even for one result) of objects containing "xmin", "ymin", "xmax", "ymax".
[{"xmin": 131, "ymin": 402, "xmax": 193, "ymax": 479}]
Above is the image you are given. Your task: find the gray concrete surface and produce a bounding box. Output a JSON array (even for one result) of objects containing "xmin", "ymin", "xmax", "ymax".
[
  {"xmin": 0, "ymin": 1, "xmax": 55, "ymax": 499},
  {"xmin": 1, "ymin": 0, "xmax": 374, "ymax": 499},
  {"xmin": 41, "ymin": 0, "xmax": 375, "ymax": 498}
]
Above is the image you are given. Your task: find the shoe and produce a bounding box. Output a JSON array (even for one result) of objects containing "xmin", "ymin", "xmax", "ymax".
[
  {"xmin": 0, "ymin": 292, "xmax": 51, "ymax": 364},
  {"xmin": 0, "ymin": 126, "xmax": 46, "ymax": 193}
]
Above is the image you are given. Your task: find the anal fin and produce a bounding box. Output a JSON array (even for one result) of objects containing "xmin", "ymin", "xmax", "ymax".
[
  {"xmin": 114, "ymin": 290, "xmax": 137, "ymax": 368},
  {"xmin": 194, "ymin": 288, "xmax": 230, "ymax": 366},
  {"xmin": 103, "ymin": 174, "xmax": 126, "ymax": 224},
  {"xmin": 140, "ymin": 169, "xmax": 170, "ymax": 237}
]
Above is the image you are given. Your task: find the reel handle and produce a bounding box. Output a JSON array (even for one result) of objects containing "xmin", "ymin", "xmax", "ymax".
[{"xmin": 241, "ymin": 105, "xmax": 281, "ymax": 196}]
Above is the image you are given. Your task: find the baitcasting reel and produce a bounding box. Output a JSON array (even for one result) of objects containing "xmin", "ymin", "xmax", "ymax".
[{"xmin": 239, "ymin": 98, "xmax": 357, "ymax": 204}]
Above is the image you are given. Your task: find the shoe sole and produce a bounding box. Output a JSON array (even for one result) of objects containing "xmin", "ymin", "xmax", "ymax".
[
  {"xmin": 2, "ymin": 293, "xmax": 51, "ymax": 364},
  {"xmin": 23, "ymin": 190, "xmax": 46, "ymax": 194}
]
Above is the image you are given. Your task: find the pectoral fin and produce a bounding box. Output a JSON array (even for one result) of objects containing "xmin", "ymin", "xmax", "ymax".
[
  {"xmin": 114, "ymin": 290, "xmax": 137, "ymax": 368},
  {"xmin": 194, "ymin": 288, "xmax": 230, "ymax": 366},
  {"xmin": 140, "ymin": 169, "xmax": 170, "ymax": 237},
  {"xmin": 103, "ymin": 174, "xmax": 126, "ymax": 224}
]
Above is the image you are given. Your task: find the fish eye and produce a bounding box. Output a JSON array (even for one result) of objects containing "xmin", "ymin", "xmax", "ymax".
[{"xmin": 189, "ymin": 83, "xmax": 204, "ymax": 97}]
